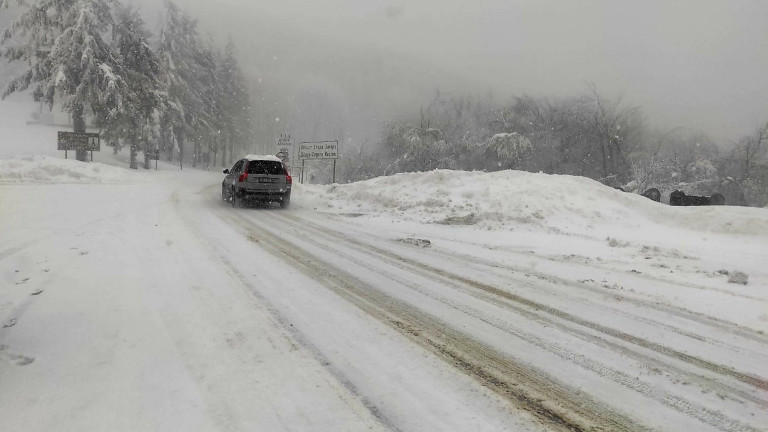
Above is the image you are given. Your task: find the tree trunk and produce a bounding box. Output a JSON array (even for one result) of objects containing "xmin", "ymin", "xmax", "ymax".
[
  {"xmin": 221, "ymin": 138, "xmax": 227, "ymax": 167},
  {"xmin": 129, "ymin": 139, "xmax": 138, "ymax": 169},
  {"xmin": 596, "ymin": 123, "xmax": 608, "ymax": 178},
  {"xmin": 73, "ymin": 102, "xmax": 88, "ymax": 162},
  {"xmin": 165, "ymin": 129, "xmax": 173, "ymax": 162},
  {"xmin": 229, "ymin": 136, "xmax": 234, "ymax": 165},
  {"xmin": 607, "ymin": 140, "xmax": 615, "ymax": 176},
  {"xmin": 613, "ymin": 140, "xmax": 629, "ymax": 183},
  {"xmin": 179, "ymin": 136, "xmax": 184, "ymax": 168},
  {"xmin": 143, "ymin": 135, "xmax": 151, "ymax": 170},
  {"xmin": 174, "ymin": 126, "xmax": 185, "ymax": 170}
]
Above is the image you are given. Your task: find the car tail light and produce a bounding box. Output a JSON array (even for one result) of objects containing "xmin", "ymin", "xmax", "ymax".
[
  {"xmin": 238, "ymin": 173, "xmax": 248, "ymax": 183},
  {"xmin": 286, "ymin": 174, "xmax": 292, "ymax": 185}
]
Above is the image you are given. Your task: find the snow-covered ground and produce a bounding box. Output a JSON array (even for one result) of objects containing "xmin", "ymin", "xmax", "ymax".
[{"xmin": 2, "ymin": 95, "xmax": 767, "ymax": 431}]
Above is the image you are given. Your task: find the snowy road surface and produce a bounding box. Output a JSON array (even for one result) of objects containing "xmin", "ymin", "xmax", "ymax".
[
  {"xmin": 1, "ymin": 160, "xmax": 767, "ymax": 432},
  {"xmin": 1, "ymin": 100, "xmax": 768, "ymax": 431}
]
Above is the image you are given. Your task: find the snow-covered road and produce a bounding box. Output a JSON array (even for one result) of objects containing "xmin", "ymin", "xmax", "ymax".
[
  {"xmin": 196, "ymin": 187, "xmax": 768, "ymax": 432},
  {"xmin": 2, "ymin": 157, "xmax": 767, "ymax": 431}
]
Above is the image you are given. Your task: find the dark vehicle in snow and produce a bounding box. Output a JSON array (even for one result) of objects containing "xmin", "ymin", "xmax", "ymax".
[
  {"xmin": 222, "ymin": 155, "xmax": 292, "ymax": 208},
  {"xmin": 669, "ymin": 190, "xmax": 725, "ymax": 206},
  {"xmin": 641, "ymin": 188, "xmax": 661, "ymax": 202}
]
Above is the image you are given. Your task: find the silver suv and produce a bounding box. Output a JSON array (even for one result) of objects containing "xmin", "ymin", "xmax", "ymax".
[{"xmin": 222, "ymin": 155, "xmax": 292, "ymax": 208}]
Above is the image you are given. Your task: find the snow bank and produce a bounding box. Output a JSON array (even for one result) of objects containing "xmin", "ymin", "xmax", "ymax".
[
  {"xmin": 244, "ymin": 154, "xmax": 282, "ymax": 162},
  {"xmin": 295, "ymin": 169, "xmax": 768, "ymax": 236},
  {"xmin": 0, "ymin": 156, "xmax": 144, "ymax": 184}
]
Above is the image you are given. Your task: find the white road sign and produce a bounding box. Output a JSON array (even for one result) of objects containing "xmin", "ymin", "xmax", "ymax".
[
  {"xmin": 276, "ymin": 134, "xmax": 293, "ymax": 163},
  {"xmin": 298, "ymin": 141, "xmax": 339, "ymax": 160}
]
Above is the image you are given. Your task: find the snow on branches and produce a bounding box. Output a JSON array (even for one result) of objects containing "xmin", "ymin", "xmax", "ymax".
[
  {"xmin": 485, "ymin": 132, "xmax": 532, "ymax": 163},
  {"xmin": 2, "ymin": 0, "xmax": 127, "ymax": 125},
  {"xmin": 2, "ymin": 0, "xmax": 252, "ymax": 166}
]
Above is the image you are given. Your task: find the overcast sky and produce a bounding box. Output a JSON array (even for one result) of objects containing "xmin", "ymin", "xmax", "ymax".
[{"xmin": 139, "ymin": 0, "xmax": 768, "ymax": 142}]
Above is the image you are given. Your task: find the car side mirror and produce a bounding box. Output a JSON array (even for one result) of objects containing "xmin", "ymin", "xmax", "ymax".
[{"xmin": 223, "ymin": 169, "xmax": 229, "ymax": 174}]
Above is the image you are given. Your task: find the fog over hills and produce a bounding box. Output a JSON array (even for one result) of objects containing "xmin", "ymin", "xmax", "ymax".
[
  {"xmin": 146, "ymin": 0, "xmax": 768, "ymax": 143},
  {"xmin": 4, "ymin": 0, "xmax": 768, "ymax": 146}
]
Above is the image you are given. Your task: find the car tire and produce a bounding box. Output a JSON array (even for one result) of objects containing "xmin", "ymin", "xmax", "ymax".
[
  {"xmin": 231, "ymin": 187, "xmax": 239, "ymax": 208},
  {"xmin": 222, "ymin": 185, "xmax": 228, "ymax": 202},
  {"xmin": 280, "ymin": 195, "xmax": 290, "ymax": 209}
]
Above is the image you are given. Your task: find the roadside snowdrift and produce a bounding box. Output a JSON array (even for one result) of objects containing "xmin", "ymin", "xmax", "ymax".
[
  {"xmin": 295, "ymin": 170, "xmax": 768, "ymax": 236},
  {"xmin": 0, "ymin": 156, "xmax": 144, "ymax": 184}
]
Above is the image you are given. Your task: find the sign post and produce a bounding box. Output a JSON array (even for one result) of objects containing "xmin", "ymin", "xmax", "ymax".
[
  {"xmin": 276, "ymin": 134, "xmax": 293, "ymax": 165},
  {"xmin": 58, "ymin": 132, "xmax": 100, "ymax": 160},
  {"xmin": 298, "ymin": 140, "xmax": 339, "ymax": 184},
  {"xmin": 146, "ymin": 148, "xmax": 160, "ymax": 170}
]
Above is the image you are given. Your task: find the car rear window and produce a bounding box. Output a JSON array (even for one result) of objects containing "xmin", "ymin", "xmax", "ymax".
[{"xmin": 246, "ymin": 161, "xmax": 285, "ymax": 175}]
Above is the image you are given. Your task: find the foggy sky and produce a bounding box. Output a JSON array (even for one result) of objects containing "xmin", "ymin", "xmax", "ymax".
[{"xmin": 136, "ymin": 0, "xmax": 768, "ymax": 142}]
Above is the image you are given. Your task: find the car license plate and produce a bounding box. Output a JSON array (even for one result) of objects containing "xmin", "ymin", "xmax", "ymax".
[{"xmin": 258, "ymin": 177, "xmax": 276, "ymax": 183}]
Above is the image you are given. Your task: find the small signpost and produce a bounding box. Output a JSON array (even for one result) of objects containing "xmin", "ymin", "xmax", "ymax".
[
  {"xmin": 276, "ymin": 134, "xmax": 293, "ymax": 165},
  {"xmin": 146, "ymin": 148, "xmax": 160, "ymax": 170},
  {"xmin": 298, "ymin": 140, "xmax": 339, "ymax": 184},
  {"xmin": 58, "ymin": 132, "xmax": 100, "ymax": 161}
]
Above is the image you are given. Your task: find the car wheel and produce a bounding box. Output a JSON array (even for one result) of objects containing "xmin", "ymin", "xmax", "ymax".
[
  {"xmin": 222, "ymin": 185, "xmax": 228, "ymax": 201},
  {"xmin": 231, "ymin": 187, "xmax": 238, "ymax": 208},
  {"xmin": 280, "ymin": 195, "xmax": 290, "ymax": 209}
]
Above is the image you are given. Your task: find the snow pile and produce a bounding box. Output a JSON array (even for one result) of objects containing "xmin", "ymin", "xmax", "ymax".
[
  {"xmin": 295, "ymin": 169, "xmax": 768, "ymax": 236},
  {"xmin": 727, "ymin": 271, "xmax": 750, "ymax": 285},
  {"xmin": 0, "ymin": 156, "xmax": 144, "ymax": 184},
  {"xmin": 244, "ymin": 154, "xmax": 282, "ymax": 162}
]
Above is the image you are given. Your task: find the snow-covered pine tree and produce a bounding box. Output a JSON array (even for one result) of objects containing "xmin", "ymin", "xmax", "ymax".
[
  {"xmin": 157, "ymin": 0, "xmax": 212, "ymax": 166},
  {"xmin": 111, "ymin": 3, "xmax": 175, "ymax": 169},
  {"xmin": 191, "ymin": 37, "xmax": 219, "ymax": 167},
  {"xmin": 2, "ymin": 0, "xmax": 129, "ymax": 162},
  {"xmin": 217, "ymin": 38, "xmax": 251, "ymax": 166}
]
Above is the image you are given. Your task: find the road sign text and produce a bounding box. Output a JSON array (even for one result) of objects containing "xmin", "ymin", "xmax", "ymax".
[
  {"xmin": 298, "ymin": 141, "xmax": 338, "ymax": 160},
  {"xmin": 58, "ymin": 132, "xmax": 100, "ymax": 151}
]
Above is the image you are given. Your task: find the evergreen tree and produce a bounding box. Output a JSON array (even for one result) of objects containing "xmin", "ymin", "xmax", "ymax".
[
  {"xmin": 2, "ymin": 0, "xmax": 129, "ymax": 161},
  {"xmin": 190, "ymin": 36, "xmax": 218, "ymax": 167},
  {"xmin": 111, "ymin": 3, "xmax": 175, "ymax": 169},
  {"xmin": 156, "ymin": 0, "xmax": 213, "ymax": 166},
  {"xmin": 217, "ymin": 38, "xmax": 251, "ymax": 166}
]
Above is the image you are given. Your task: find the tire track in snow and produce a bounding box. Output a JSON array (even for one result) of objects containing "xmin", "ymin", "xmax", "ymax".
[
  {"xmin": 445, "ymin": 236, "xmax": 766, "ymax": 302},
  {"xmin": 244, "ymin": 210, "xmax": 764, "ymax": 431},
  {"xmin": 418, "ymin": 241, "xmax": 768, "ymax": 341},
  {"xmin": 277, "ymin": 211, "xmax": 768, "ymax": 393},
  {"xmin": 271, "ymin": 211, "xmax": 768, "ymax": 407},
  {"xmin": 538, "ymin": 252, "xmax": 767, "ymax": 302},
  {"xmin": 324, "ymin": 213, "xmax": 768, "ymax": 346},
  {"xmin": 384, "ymin": 241, "xmax": 768, "ymax": 364},
  {"xmin": 174, "ymin": 195, "xmax": 400, "ymax": 432},
  {"xmin": 217, "ymin": 207, "xmax": 644, "ymax": 432}
]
